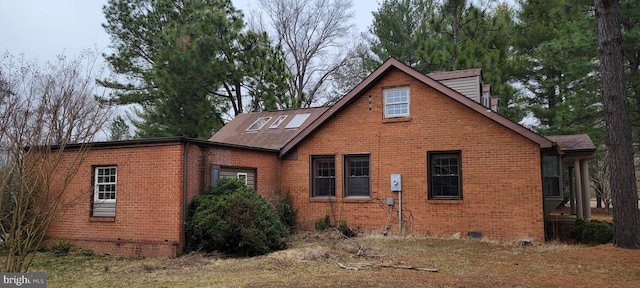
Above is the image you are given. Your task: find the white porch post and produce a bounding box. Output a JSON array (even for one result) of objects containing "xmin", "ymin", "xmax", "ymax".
[
  {"xmin": 581, "ymin": 159, "xmax": 591, "ymax": 221},
  {"xmin": 569, "ymin": 166, "xmax": 576, "ymax": 215},
  {"xmin": 574, "ymin": 159, "xmax": 584, "ymax": 219}
]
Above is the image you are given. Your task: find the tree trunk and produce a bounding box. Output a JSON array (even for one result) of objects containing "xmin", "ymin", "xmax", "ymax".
[{"xmin": 595, "ymin": 0, "xmax": 640, "ymax": 248}]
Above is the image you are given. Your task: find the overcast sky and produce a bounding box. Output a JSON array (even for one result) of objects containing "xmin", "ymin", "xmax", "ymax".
[{"xmin": 0, "ymin": 0, "xmax": 377, "ymax": 63}]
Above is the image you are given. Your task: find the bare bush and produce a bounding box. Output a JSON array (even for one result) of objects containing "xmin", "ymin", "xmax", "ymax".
[{"xmin": 0, "ymin": 51, "xmax": 111, "ymax": 272}]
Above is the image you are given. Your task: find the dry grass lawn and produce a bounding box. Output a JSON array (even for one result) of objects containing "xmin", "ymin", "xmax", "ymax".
[{"xmin": 7, "ymin": 231, "xmax": 640, "ymax": 288}]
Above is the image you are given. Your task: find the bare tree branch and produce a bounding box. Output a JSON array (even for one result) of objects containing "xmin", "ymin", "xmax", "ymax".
[
  {"xmin": 253, "ymin": 0, "xmax": 357, "ymax": 108},
  {"xmin": 0, "ymin": 51, "xmax": 112, "ymax": 272}
]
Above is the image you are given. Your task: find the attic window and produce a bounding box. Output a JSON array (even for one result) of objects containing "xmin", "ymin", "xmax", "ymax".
[
  {"xmin": 269, "ymin": 115, "xmax": 288, "ymax": 129},
  {"xmin": 383, "ymin": 87, "xmax": 410, "ymax": 118},
  {"xmin": 246, "ymin": 117, "xmax": 271, "ymax": 132},
  {"xmin": 285, "ymin": 113, "xmax": 311, "ymax": 129}
]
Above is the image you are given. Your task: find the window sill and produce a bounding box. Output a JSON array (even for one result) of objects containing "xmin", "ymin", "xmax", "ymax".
[
  {"xmin": 89, "ymin": 217, "xmax": 116, "ymax": 222},
  {"xmin": 382, "ymin": 117, "xmax": 411, "ymax": 124},
  {"xmin": 310, "ymin": 197, "xmax": 337, "ymax": 202},
  {"xmin": 342, "ymin": 196, "xmax": 372, "ymax": 203},
  {"xmin": 427, "ymin": 199, "xmax": 463, "ymax": 204}
]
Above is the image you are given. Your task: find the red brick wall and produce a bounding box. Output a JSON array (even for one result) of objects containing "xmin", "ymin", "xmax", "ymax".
[
  {"xmin": 201, "ymin": 148, "xmax": 281, "ymax": 203},
  {"xmin": 47, "ymin": 144, "xmax": 185, "ymax": 257},
  {"xmin": 47, "ymin": 142, "xmax": 281, "ymax": 257},
  {"xmin": 280, "ymin": 69, "xmax": 545, "ymax": 241}
]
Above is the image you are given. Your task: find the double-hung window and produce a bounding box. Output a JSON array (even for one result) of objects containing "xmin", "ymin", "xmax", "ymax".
[
  {"xmin": 428, "ymin": 151, "xmax": 462, "ymax": 200},
  {"xmin": 383, "ymin": 87, "xmax": 410, "ymax": 118},
  {"xmin": 542, "ymin": 155, "xmax": 561, "ymax": 197},
  {"xmin": 93, "ymin": 166, "xmax": 117, "ymax": 217},
  {"xmin": 311, "ymin": 156, "xmax": 336, "ymax": 197},
  {"xmin": 344, "ymin": 155, "xmax": 370, "ymax": 197}
]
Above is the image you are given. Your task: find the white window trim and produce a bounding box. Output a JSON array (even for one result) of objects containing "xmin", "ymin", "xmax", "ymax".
[
  {"xmin": 383, "ymin": 87, "xmax": 410, "ymax": 118},
  {"xmin": 246, "ymin": 117, "xmax": 272, "ymax": 132},
  {"xmin": 269, "ymin": 115, "xmax": 288, "ymax": 129},
  {"xmin": 236, "ymin": 172, "xmax": 248, "ymax": 185},
  {"xmin": 94, "ymin": 166, "xmax": 117, "ymax": 204}
]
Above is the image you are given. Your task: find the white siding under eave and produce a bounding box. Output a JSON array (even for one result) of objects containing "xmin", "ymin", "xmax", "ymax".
[
  {"xmin": 220, "ymin": 167, "xmax": 256, "ymax": 188},
  {"xmin": 439, "ymin": 76, "xmax": 481, "ymax": 103}
]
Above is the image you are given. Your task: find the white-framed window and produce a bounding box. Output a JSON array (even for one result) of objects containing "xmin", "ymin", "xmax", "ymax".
[
  {"xmin": 237, "ymin": 172, "xmax": 248, "ymax": 185},
  {"xmin": 269, "ymin": 115, "xmax": 288, "ymax": 129},
  {"xmin": 383, "ymin": 87, "xmax": 410, "ymax": 118},
  {"xmin": 94, "ymin": 166, "xmax": 117, "ymax": 203},
  {"xmin": 246, "ymin": 117, "xmax": 272, "ymax": 132}
]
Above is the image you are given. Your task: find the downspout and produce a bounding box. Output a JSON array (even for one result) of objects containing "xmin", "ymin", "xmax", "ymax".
[
  {"xmin": 182, "ymin": 142, "xmax": 189, "ymax": 254},
  {"xmin": 398, "ymin": 190, "xmax": 402, "ymax": 235}
]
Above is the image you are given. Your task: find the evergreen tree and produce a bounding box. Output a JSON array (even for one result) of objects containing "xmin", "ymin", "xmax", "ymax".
[
  {"xmin": 100, "ymin": 0, "xmax": 290, "ymax": 138},
  {"xmin": 595, "ymin": 0, "xmax": 640, "ymax": 249},
  {"xmin": 367, "ymin": 0, "xmax": 522, "ymax": 121},
  {"xmin": 109, "ymin": 116, "xmax": 131, "ymax": 141},
  {"xmin": 514, "ymin": 0, "xmax": 603, "ymax": 142}
]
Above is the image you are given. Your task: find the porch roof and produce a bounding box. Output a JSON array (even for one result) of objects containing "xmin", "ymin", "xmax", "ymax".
[{"xmin": 546, "ymin": 134, "xmax": 596, "ymax": 155}]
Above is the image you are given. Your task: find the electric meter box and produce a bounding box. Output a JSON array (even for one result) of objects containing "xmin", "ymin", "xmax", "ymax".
[{"xmin": 390, "ymin": 174, "xmax": 402, "ymax": 192}]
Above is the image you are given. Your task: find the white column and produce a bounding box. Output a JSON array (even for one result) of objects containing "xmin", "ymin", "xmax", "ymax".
[
  {"xmin": 569, "ymin": 166, "xmax": 576, "ymax": 215},
  {"xmin": 574, "ymin": 159, "xmax": 583, "ymax": 219},
  {"xmin": 581, "ymin": 159, "xmax": 591, "ymax": 222}
]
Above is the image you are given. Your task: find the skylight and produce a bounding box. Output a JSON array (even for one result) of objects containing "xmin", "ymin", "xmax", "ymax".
[
  {"xmin": 285, "ymin": 113, "xmax": 311, "ymax": 129},
  {"xmin": 269, "ymin": 115, "xmax": 288, "ymax": 129},
  {"xmin": 246, "ymin": 117, "xmax": 271, "ymax": 132}
]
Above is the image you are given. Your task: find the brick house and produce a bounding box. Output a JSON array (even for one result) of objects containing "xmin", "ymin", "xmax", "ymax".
[{"xmin": 47, "ymin": 58, "xmax": 593, "ymax": 257}]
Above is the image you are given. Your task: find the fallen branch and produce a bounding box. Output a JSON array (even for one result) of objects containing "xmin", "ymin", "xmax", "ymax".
[{"xmin": 338, "ymin": 262, "xmax": 438, "ymax": 272}]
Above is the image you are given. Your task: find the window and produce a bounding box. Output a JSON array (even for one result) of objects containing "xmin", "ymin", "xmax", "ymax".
[
  {"xmin": 237, "ymin": 172, "xmax": 248, "ymax": 185},
  {"xmin": 311, "ymin": 156, "xmax": 335, "ymax": 197},
  {"xmin": 481, "ymin": 95, "xmax": 491, "ymax": 108},
  {"xmin": 344, "ymin": 155, "xmax": 370, "ymax": 197},
  {"xmin": 428, "ymin": 151, "xmax": 462, "ymax": 199},
  {"xmin": 94, "ymin": 166, "xmax": 117, "ymax": 202},
  {"xmin": 384, "ymin": 87, "xmax": 410, "ymax": 118},
  {"xmin": 285, "ymin": 113, "xmax": 311, "ymax": 128},
  {"xmin": 246, "ymin": 117, "xmax": 271, "ymax": 131},
  {"xmin": 542, "ymin": 155, "xmax": 561, "ymax": 197},
  {"xmin": 92, "ymin": 166, "xmax": 117, "ymax": 217},
  {"xmin": 269, "ymin": 115, "xmax": 288, "ymax": 129}
]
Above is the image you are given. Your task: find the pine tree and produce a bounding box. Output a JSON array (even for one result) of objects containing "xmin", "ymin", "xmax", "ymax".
[
  {"xmin": 100, "ymin": 0, "xmax": 290, "ymax": 138},
  {"xmin": 595, "ymin": 0, "xmax": 640, "ymax": 249}
]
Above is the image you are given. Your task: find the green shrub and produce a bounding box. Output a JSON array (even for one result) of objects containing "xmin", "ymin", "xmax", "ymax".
[
  {"xmin": 570, "ymin": 219, "xmax": 586, "ymax": 242},
  {"xmin": 275, "ymin": 191, "xmax": 297, "ymax": 234},
  {"xmin": 337, "ymin": 220, "xmax": 356, "ymax": 238},
  {"xmin": 570, "ymin": 219, "xmax": 613, "ymax": 244},
  {"xmin": 581, "ymin": 220, "xmax": 613, "ymax": 244},
  {"xmin": 186, "ymin": 178, "xmax": 287, "ymax": 256},
  {"xmin": 315, "ymin": 215, "xmax": 332, "ymax": 231},
  {"xmin": 51, "ymin": 241, "xmax": 72, "ymax": 257}
]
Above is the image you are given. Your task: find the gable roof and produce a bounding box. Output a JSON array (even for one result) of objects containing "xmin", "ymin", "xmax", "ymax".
[
  {"xmin": 209, "ymin": 107, "xmax": 329, "ymax": 150},
  {"xmin": 280, "ymin": 58, "xmax": 553, "ymax": 157}
]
